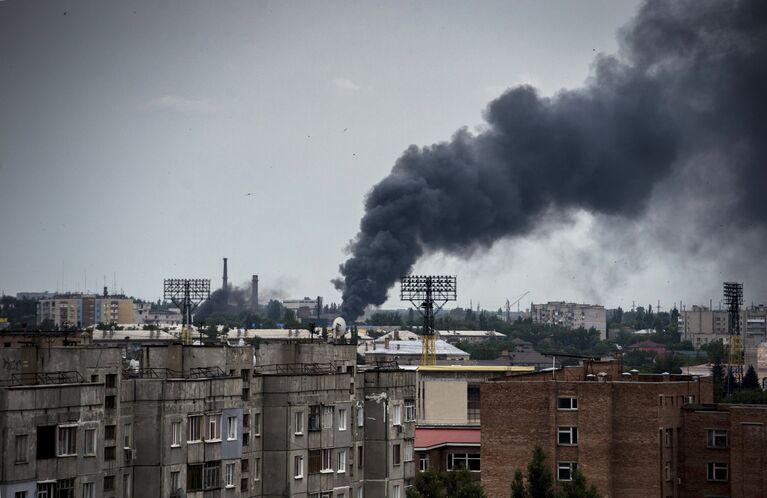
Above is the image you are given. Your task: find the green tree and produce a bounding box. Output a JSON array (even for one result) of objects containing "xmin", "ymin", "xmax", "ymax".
[
  {"xmin": 712, "ymin": 358, "xmax": 725, "ymax": 401},
  {"xmin": 407, "ymin": 469, "xmax": 485, "ymax": 498},
  {"xmin": 526, "ymin": 446, "xmax": 554, "ymax": 498},
  {"xmin": 559, "ymin": 470, "xmax": 600, "ymax": 498},
  {"xmin": 266, "ymin": 299, "xmax": 283, "ymax": 321},
  {"xmin": 742, "ymin": 365, "xmax": 760, "ymax": 390},
  {"xmin": 511, "ymin": 469, "xmax": 526, "ymax": 498}
]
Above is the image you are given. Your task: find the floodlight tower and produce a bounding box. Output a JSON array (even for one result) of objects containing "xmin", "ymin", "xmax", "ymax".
[
  {"xmin": 400, "ymin": 275, "xmax": 457, "ymax": 366},
  {"xmin": 723, "ymin": 281, "xmax": 744, "ymax": 393},
  {"xmin": 164, "ymin": 279, "xmax": 211, "ymax": 344}
]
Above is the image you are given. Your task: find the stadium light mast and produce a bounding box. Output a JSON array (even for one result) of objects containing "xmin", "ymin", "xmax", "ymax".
[{"xmin": 400, "ymin": 275, "xmax": 457, "ymax": 366}]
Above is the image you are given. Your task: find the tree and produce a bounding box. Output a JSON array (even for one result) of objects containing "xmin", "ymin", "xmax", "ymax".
[
  {"xmin": 511, "ymin": 469, "xmax": 526, "ymax": 498},
  {"xmin": 266, "ymin": 299, "xmax": 283, "ymax": 321},
  {"xmin": 407, "ymin": 470, "xmax": 444, "ymax": 498},
  {"xmin": 742, "ymin": 365, "xmax": 760, "ymax": 390},
  {"xmin": 712, "ymin": 357, "xmax": 725, "ymax": 401},
  {"xmin": 407, "ymin": 469, "xmax": 486, "ymax": 498},
  {"xmin": 559, "ymin": 470, "xmax": 600, "ymax": 498},
  {"xmin": 526, "ymin": 446, "xmax": 554, "ymax": 498}
]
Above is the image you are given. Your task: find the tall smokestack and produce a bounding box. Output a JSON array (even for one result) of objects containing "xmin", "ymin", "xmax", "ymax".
[
  {"xmin": 222, "ymin": 258, "xmax": 228, "ymax": 292},
  {"xmin": 334, "ymin": 0, "xmax": 767, "ymax": 321},
  {"xmin": 251, "ymin": 275, "xmax": 259, "ymax": 311}
]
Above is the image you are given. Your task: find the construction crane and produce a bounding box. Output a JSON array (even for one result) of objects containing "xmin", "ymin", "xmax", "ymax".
[{"xmin": 505, "ymin": 291, "xmax": 530, "ymax": 322}]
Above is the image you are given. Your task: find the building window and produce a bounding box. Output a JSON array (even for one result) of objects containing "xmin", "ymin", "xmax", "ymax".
[
  {"xmin": 309, "ymin": 405, "xmax": 322, "ymax": 431},
  {"xmin": 393, "ymin": 443, "xmax": 401, "ymax": 466},
  {"xmin": 557, "ymin": 426, "xmax": 578, "ymax": 446},
  {"xmin": 664, "ymin": 428, "xmax": 673, "ymax": 448},
  {"xmin": 188, "ymin": 464, "xmax": 203, "ymax": 491},
  {"xmin": 358, "ymin": 445, "xmax": 364, "ymax": 469},
  {"xmin": 323, "ymin": 406, "xmax": 334, "ymax": 429},
  {"xmin": 467, "ymin": 387, "xmax": 480, "ymax": 423},
  {"xmin": 104, "ymin": 475, "xmax": 115, "ymax": 492},
  {"xmin": 392, "ymin": 404, "xmax": 402, "ymax": 426},
  {"xmin": 664, "ymin": 461, "xmax": 672, "ymax": 481},
  {"xmin": 84, "ymin": 428, "xmax": 96, "ymax": 455},
  {"xmin": 36, "ymin": 484, "xmax": 55, "ymax": 498},
  {"xmin": 404, "ymin": 439, "xmax": 414, "ymax": 462},
  {"xmin": 405, "ymin": 399, "xmax": 416, "ymax": 422},
  {"xmin": 227, "ymin": 416, "xmax": 237, "ymax": 441},
  {"xmin": 254, "ymin": 413, "xmax": 261, "ymax": 436},
  {"xmin": 707, "ymin": 462, "xmax": 728, "ymax": 482},
  {"xmin": 295, "ymin": 411, "xmax": 304, "ymax": 434},
  {"xmin": 36, "ymin": 425, "xmax": 56, "ymax": 459},
  {"xmin": 241, "ymin": 478, "xmax": 248, "ymax": 492},
  {"xmin": 171, "ymin": 421, "xmax": 182, "ymax": 447},
  {"xmin": 188, "ymin": 415, "xmax": 202, "ymax": 442},
  {"xmin": 105, "ymin": 424, "xmax": 115, "ymax": 440},
  {"xmin": 241, "ymin": 458, "xmax": 249, "ymax": 473},
  {"xmin": 294, "ymin": 455, "xmax": 304, "ymax": 479},
  {"xmin": 58, "ymin": 478, "xmax": 74, "ymax": 498},
  {"xmin": 447, "ymin": 453, "xmax": 480, "ymax": 471},
  {"xmin": 557, "ymin": 397, "xmax": 578, "ymax": 411},
  {"xmin": 357, "ymin": 487, "xmax": 363, "ymax": 498},
  {"xmin": 14, "ymin": 492, "xmax": 27, "ymax": 498},
  {"xmin": 203, "ymin": 461, "xmax": 221, "ymax": 489},
  {"xmin": 82, "ymin": 482, "xmax": 94, "ymax": 498},
  {"xmin": 170, "ymin": 471, "xmax": 180, "ymax": 492},
  {"xmin": 557, "ymin": 462, "xmax": 578, "ymax": 481},
  {"xmin": 14, "ymin": 434, "xmax": 28, "ymax": 463},
  {"xmin": 123, "ymin": 473, "xmax": 131, "ymax": 498},
  {"xmin": 243, "ymin": 413, "xmax": 250, "ymax": 429},
  {"xmin": 105, "ymin": 445, "xmax": 116, "ymax": 460},
  {"xmin": 309, "ymin": 450, "xmax": 322, "ymax": 474},
  {"xmin": 419, "ymin": 453, "xmax": 429, "ymax": 472},
  {"xmin": 105, "ymin": 395, "xmax": 116, "ymax": 409},
  {"xmin": 57, "ymin": 425, "xmax": 77, "ymax": 456},
  {"xmin": 207, "ymin": 413, "xmax": 222, "ymax": 441},
  {"xmin": 357, "ymin": 406, "xmax": 364, "ymax": 427},
  {"xmin": 338, "ymin": 449, "xmax": 347, "ymax": 473},
  {"xmin": 123, "ymin": 423, "xmax": 132, "ymax": 448},
  {"xmin": 242, "ymin": 432, "xmax": 250, "ymax": 446},
  {"xmin": 393, "ymin": 484, "xmax": 401, "ymax": 498},
  {"xmin": 339, "ymin": 409, "xmax": 347, "ymax": 431},
  {"xmin": 322, "ymin": 448, "xmax": 333, "ymax": 471},
  {"xmin": 254, "ymin": 457, "xmax": 261, "ymax": 480},
  {"xmin": 105, "ymin": 373, "xmax": 116, "ymax": 388},
  {"xmin": 225, "ymin": 462, "xmax": 235, "ymax": 487},
  {"xmin": 707, "ymin": 429, "xmax": 728, "ymax": 449}
]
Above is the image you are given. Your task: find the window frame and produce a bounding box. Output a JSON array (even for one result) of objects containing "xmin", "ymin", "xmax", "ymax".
[
  {"xmin": 227, "ymin": 416, "xmax": 237, "ymax": 441},
  {"xmin": 393, "ymin": 443, "xmax": 401, "ymax": 466},
  {"xmin": 707, "ymin": 462, "xmax": 728, "ymax": 482},
  {"xmin": 557, "ymin": 426, "xmax": 579, "ymax": 446},
  {"xmin": 57, "ymin": 424, "xmax": 78, "ymax": 457},
  {"xmin": 295, "ymin": 411, "xmax": 304, "ymax": 435},
  {"xmin": 392, "ymin": 404, "xmax": 402, "ymax": 426},
  {"xmin": 207, "ymin": 413, "xmax": 222, "ymax": 442},
  {"xmin": 187, "ymin": 415, "xmax": 202, "ymax": 443},
  {"xmin": 557, "ymin": 396, "xmax": 578, "ymax": 411},
  {"xmin": 294, "ymin": 455, "xmax": 304, "ymax": 479},
  {"xmin": 337, "ymin": 449, "xmax": 347, "ymax": 473},
  {"xmin": 707, "ymin": 429, "xmax": 728, "ymax": 449},
  {"xmin": 557, "ymin": 462, "xmax": 578, "ymax": 481},
  {"xmin": 447, "ymin": 452, "xmax": 481, "ymax": 472},
  {"xmin": 14, "ymin": 434, "xmax": 28, "ymax": 463},
  {"xmin": 84, "ymin": 428, "xmax": 96, "ymax": 456},
  {"xmin": 321, "ymin": 448, "xmax": 333, "ymax": 472},
  {"xmin": 405, "ymin": 399, "xmax": 416, "ymax": 422},
  {"xmin": 339, "ymin": 409, "xmax": 347, "ymax": 431},
  {"xmin": 322, "ymin": 406, "xmax": 334, "ymax": 429},
  {"xmin": 225, "ymin": 462, "xmax": 236, "ymax": 488},
  {"xmin": 171, "ymin": 420, "xmax": 182, "ymax": 447}
]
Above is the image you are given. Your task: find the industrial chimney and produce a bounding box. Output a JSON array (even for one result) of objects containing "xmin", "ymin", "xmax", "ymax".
[
  {"xmin": 251, "ymin": 275, "xmax": 259, "ymax": 311},
  {"xmin": 222, "ymin": 258, "xmax": 228, "ymax": 292}
]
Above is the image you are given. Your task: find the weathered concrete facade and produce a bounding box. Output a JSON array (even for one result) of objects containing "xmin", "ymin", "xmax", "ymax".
[{"xmin": 0, "ymin": 341, "xmax": 415, "ymax": 498}]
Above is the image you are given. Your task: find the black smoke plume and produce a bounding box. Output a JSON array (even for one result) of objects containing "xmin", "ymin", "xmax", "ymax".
[{"xmin": 336, "ymin": 0, "xmax": 767, "ymax": 320}]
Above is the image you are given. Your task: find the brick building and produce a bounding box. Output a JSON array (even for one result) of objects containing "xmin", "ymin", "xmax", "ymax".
[
  {"xmin": 480, "ymin": 363, "xmax": 713, "ymax": 498},
  {"xmin": 679, "ymin": 403, "xmax": 767, "ymax": 498}
]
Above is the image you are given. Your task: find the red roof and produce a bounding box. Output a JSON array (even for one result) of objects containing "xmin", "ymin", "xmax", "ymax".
[{"xmin": 415, "ymin": 427, "xmax": 481, "ymax": 450}]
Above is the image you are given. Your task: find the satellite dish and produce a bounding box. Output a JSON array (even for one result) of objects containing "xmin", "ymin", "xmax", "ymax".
[{"xmin": 332, "ymin": 317, "xmax": 347, "ymax": 337}]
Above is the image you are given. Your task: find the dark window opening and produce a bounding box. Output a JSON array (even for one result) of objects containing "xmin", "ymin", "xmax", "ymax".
[{"xmin": 36, "ymin": 425, "xmax": 56, "ymax": 459}]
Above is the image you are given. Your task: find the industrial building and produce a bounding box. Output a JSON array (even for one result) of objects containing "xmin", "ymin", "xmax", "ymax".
[
  {"xmin": 0, "ymin": 339, "xmax": 415, "ymax": 498},
  {"xmin": 480, "ymin": 362, "xmax": 723, "ymax": 498},
  {"xmin": 530, "ymin": 302, "xmax": 607, "ymax": 339}
]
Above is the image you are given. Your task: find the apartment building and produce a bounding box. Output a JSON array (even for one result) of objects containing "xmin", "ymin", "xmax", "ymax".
[
  {"xmin": 530, "ymin": 302, "xmax": 607, "ymax": 339},
  {"xmin": 0, "ymin": 340, "xmax": 415, "ymax": 498},
  {"xmin": 679, "ymin": 403, "xmax": 767, "ymax": 498},
  {"xmin": 480, "ymin": 363, "xmax": 714, "ymax": 498},
  {"xmin": 36, "ymin": 294, "xmax": 134, "ymax": 328}
]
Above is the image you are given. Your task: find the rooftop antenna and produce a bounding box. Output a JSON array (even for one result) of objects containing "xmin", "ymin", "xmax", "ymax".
[{"xmin": 401, "ymin": 275, "xmax": 456, "ymax": 366}]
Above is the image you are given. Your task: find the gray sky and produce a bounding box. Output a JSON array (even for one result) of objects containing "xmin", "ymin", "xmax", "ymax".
[{"xmin": 2, "ymin": 0, "xmax": 757, "ymax": 311}]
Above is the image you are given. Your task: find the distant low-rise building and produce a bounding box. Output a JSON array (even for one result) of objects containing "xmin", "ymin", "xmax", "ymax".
[
  {"xmin": 363, "ymin": 339, "xmax": 470, "ymax": 365},
  {"xmin": 437, "ymin": 330, "xmax": 505, "ymax": 344},
  {"xmin": 530, "ymin": 302, "xmax": 607, "ymax": 339}
]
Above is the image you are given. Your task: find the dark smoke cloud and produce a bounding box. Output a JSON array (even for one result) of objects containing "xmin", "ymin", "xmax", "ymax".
[{"xmin": 336, "ymin": 0, "xmax": 767, "ymax": 320}]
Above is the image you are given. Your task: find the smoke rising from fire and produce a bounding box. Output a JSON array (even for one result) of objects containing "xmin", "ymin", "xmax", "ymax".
[{"xmin": 335, "ymin": 0, "xmax": 767, "ymax": 320}]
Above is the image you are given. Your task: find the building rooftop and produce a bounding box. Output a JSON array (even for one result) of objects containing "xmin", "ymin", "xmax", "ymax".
[
  {"xmin": 415, "ymin": 427, "xmax": 480, "ymax": 451},
  {"xmin": 365, "ymin": 339, "xmax": 470, "ymax": 357}
]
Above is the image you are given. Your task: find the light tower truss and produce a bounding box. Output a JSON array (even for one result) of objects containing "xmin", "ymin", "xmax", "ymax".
[
  {"xmin": 400, "ymin": 275, "xmax": 457, "ymax": 366},
  {"xmin": 164, "ymin": 278, "xmax": 210, "ymax": 344},
  {"xmin": 723, "ymin": 281, "xmax": 744, "ymax": 393}
]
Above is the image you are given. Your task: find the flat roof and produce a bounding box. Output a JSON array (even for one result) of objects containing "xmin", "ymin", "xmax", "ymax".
[
  {"xmin": 417, "ymin": 365, "xmax": 534, "ymax": 372},
  {"xmin": 415, "ymin": 427, "xmax": 481, "ymax": 451}
]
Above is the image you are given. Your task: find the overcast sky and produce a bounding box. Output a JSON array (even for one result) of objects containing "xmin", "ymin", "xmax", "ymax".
[{"xmin": 2, "ymin": 0, "xmax": 760, "ymax": 312}]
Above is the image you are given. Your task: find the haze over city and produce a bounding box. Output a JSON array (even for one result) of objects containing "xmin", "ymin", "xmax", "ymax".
[{"xmin": 2, "ymin": 0, "xmax": 765, "ymax": 313}]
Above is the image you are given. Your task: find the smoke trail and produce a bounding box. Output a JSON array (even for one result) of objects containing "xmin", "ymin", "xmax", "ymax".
[{"xmin": 335, "ymin": 0, "xmax": 767, "ymax": 320}]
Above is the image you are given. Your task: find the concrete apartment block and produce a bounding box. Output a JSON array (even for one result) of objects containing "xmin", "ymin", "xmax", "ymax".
[{"xmin": 0, "ymin": 340, "xmax": 415, "ymax": 498}]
